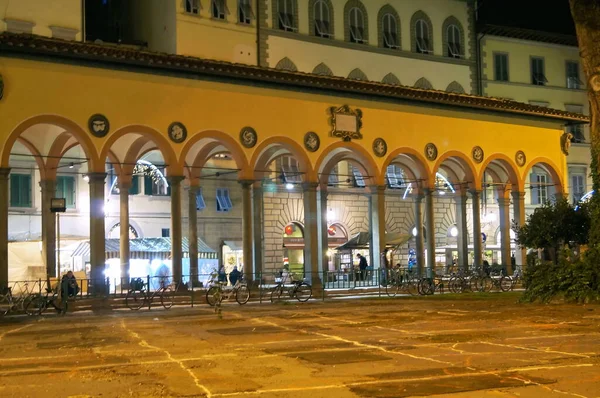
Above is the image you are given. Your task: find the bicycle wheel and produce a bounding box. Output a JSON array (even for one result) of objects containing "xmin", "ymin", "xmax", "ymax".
[
  {"xmin": 0, "ymin": 295, "xmax": 11, "ymax": 316},
  {"xmin": 270, "ymin": 285, "xmax": 283, "ymax": 303},
  {"xmin": 419, "ymin": 279, "xmax": 434, "ymax": 296},
  {"xmin": 206, "ymin": 286, "xmax": 220, "ymax": 307},
  {"xmin": 385, "ymin": 281, "xmax": 400, "ymax": 298},
  {"xmin": 160, "ymin": 287, "xmax": 174, "ymax": 309},
  {"xmin": 500, "ymin": 276, "xmax": 513, "ymax": 292},
  {"xmin": 448, "ymin": 277, "xmax": 462, "ymax": 294},
  {"xmin": 469, "ymin": 277, "xmax": 480, "ymax": 292},
  {"xmin": 406, "ymin": 280, "xmax": 419, "ymax": 296},
  {"xmin": 294, "ymin": 283, "xmax": 312, "ymax": 302},
  {"xmin": 25, "ymin": 294, "xmax": 46, "ymax": 316},
  {"xmin": 126, "ymin": 290, "xmax": 145, "ymax": 310},
  {"xmin": 480, "ymin": 276, "xmax": 493, "ymax": 292},
  {"xmin": 235, "ymin": 285, "xmax": 250, "ymax": 305}
]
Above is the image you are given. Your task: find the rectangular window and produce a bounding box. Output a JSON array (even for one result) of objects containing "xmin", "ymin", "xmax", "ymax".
[
  {"xmin": 238, "ymin": 0, "xmax": 253, "ymax": 24},
  {"xmin": 185, "ymin": 0, "xmax": 200, "ymax": 15},
  {"xmin": 531, "ymin": 57, "xmax": 547, "ymax": 86},
  {"xmin": 530, "ymin": 173, "xmax": 548, "ymax": 205},
  {"xmin": 278, "ymin": 0, "xmax": 296, "ymax": 32},
  {"xmin": 10, "ymin": 173, "xmax": 32, "ymax": 208},
  {"xmin": 144, "ymin": 169, "xmax": 169, "ymax": 196},
  {"xmin": 196, "ymin": 188, "xmax": 206, "ymax": 210},
  {"xmin": 129, "ymin": 176, "xmax": 139, "ymax": 195},
  {"xmin": 570, "ymin": 172, "xmax": 586, "ymax": 203},
  {"xmin": 161, "ymin": 228, "xmax": 170, "ymax": 238},
  {"xmin": 211, "ymin": 0, "xmax": 227, "ymax": 20},
  {"xmin": 216, "ymin": 188, "xmax": 233, "ymax": 212},
  {"xmin": 352, "ymin": 166, "xmax": 365, "ymax": 188},
  {"xmin": 280, "ymin": 156, "xmax": 301, "ymax": 183},
  {"xmin": 494, "ymin": 53, "xmax": 509, "ymax": 81},
  {"xmin": 328, "ymin": 165, "xmax": 338, "ymax": 186},
  {"xmin": 386, "ymin": 165, "xmax": 404, "ymax": 189},
  {"xmin": 566, "ymin": 61, "xmax": 582, "ymax": 89},
  {"xmin": 567, "ymin": 124, "xmax": 585, "ymax": 143},
  {"xmin": 56, "ymin": 175, "xmax": 76, "ymax": 208}
]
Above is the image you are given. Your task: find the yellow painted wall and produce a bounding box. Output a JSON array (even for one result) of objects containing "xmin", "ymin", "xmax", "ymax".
[
  {"xmin": 176, "ymin": 0, "xmax": 257, "ymax": 64},
  {"xmin": 0, "ymin": 56, "xmax": 567, "ymax": 192},
  {"xmin": 0, "ymin": 0, "xmax": 81, "ymax": 40}
]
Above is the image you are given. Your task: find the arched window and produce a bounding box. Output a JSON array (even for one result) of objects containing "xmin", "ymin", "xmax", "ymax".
[
  {"xmin": 382, "ymin": 13, "xmax": 399, "ymax": 49},
  {"xmin": 415, "ymin": 20, "xmax": 430, "ymax": 53},
  {"xmin": 446, "ymin": 25, "xmax": 461, "ymax": 57},
  {"xmin": 348, "ymin": 68, "xmax": 368, "ymax": 81},
  {"xmin": 312, "ymin": 62, "xmax": 333, "ymax": 76},
  {"xmin": 414, "ymin": 77, "xmax": 433, "ymax": 90},
  {"xmin": 381, "ymin": 73, "xmax": 401, "ymax": 85},
  {"xmin": 275, "ymin": 57, "xmax": 298, "ymax": 71},
  {"xmin": 349, "ymin": 7, "xmax": 366, "ymax": 44},
  {"xmin": 446, "ymin": 81, "xmax": 465, "ymax": 93},
  {"xmin": 277, "ymin": 0, "xmax": 296, "ymax": 32},
  {"xmin": 313, "ymin": 0, "xmax": 332, "ymax": 38}
]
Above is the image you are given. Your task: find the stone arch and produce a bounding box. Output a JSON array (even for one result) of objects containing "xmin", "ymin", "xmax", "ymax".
[
  {"xmin": 478, "ymin": 153, "xmax": 522, "ymax": 192},
  {"xmin": 377, "ymin": 4, "xmax": 401, "ymax": 49},
  {"xmin": 180, "ymin": 130, "xmax": 250, "ymax": 182},
  {"xmin": 446, "ymin": 81, "xmax": 465, "ymax": 93},
  {"xmin": 312, "ymin": 62, "xmax": 334, "ymax": 76},
  {"xmin": 348, "ymin": 68, "xmax": 368, "ymax": 81},
  {"xmin": 99, "ymin": 125, "xmax": 180, "ymax": 175},
  {"xmin": 381, "ymin": 73, "xmax": 401, "ymax": 85},
  {"xmin": 1, "ymin": 115, "xmax": 100, "ymax": 172},
  {"xmin": 432, "ymin": 150, "xmax": 478, "ymax": 191},
  {"xmin": 275, "ymin": 57, "xmax": 298, "ymax": 72},
  {"xmin": 442, "ymin": 15, "xmax": 465, "ymax": 58},
  {"xmin": 414, "ymin": 77, "xmax": 433, "ymax": 90},
  {"xmin": 410, "ymin": 10, "xmax": 434, "ymax": 54},
  {"xmin": 13, "ymin": 137, "xmax": 47, "ymax": 180},
  {"xmin": 344, "ymin": 0, "xmax": 369, "ymax": 44},
  {"xmin": 309, "ymin": 0, "xmax": 334, "ymax": 38},
  {"xmin": 250, "ymin": 136, "xmax": 315, "ymax": 182},
  {"xmin": 521, "ymin": 157, "xmax": 564, "ymax": 197},
  {"xmin": 315, "ymin": 141, "xmax": 379, "ymax": 187},
  {"xmin": 381, "ymin": 147, "xmax": 431, "ymax": 188}
]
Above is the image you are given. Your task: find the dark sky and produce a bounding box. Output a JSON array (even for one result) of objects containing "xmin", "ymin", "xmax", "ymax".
[{"xmin": 476, "ymin": 0, "xmax": 576, "ymax": 35}]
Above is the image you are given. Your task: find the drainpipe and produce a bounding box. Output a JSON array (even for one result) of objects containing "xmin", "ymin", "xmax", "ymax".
[
  {"xmin": 81, "ymin": 0, "xmax": 86, "ymax": 42},
  {"xmin": 256, "ymin": 0, "xmax": 261, "ymax": 67}
]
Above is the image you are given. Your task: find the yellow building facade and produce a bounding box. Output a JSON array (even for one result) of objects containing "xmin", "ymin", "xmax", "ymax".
[{"xmin": 0, "ymin": 1, "xmax": 588, "ymax": 288}]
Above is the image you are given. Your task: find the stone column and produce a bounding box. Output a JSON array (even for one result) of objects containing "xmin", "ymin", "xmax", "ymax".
[
  {"xmin": 455, "ymin": 193, "xmax": 469, "ymax": 270},
  {"xmin": 168, "ymin": 176, "xmax": 184, "ymax": 285},
  {"xmin": 511, "ymin": 191, "xmax": 526, "ymax": 269},
  {"xmin": 318, "ymin": 186, "xmax": 328, "ymax": 275},
  {"xmin": 119, "ymin": 180, "xmax": 131, "ymax": 286},
  {"xmin": 303, "ymin": 182, "xmax": 322, "ymax": 288},
  {"xmin": 240, "ymin": 180, "xmax": 253, "ymax": 280},
  {"xmin": 497, "ymin": 193, "xmax": 513, "ymax": 275},
  {"xmin": 369, "ymin": 185, "xmax": 386, "ymax": 270},
  {"xmin": 470, "ymin": 190, "xmax": 483, "ymax": 267},
  {"xmin": 188, "ymin": 185, "xmax": 199, "ymax": 284},
  {"xmin": 414, "ymin": 193, "xmax": 425, "ymax": 277},
  {"xmin": 0, "ymin": 168, "xmax": 10, "ymax": 288},
  {"xmin": 40, "ymin": 179, "xmax": 57, "ymax": 278},
  {"xmin": 88, "ymin": 173, "xmax": 106, "ymax": 292},
  {"xmin": 252, "ymin": 182, "xmax": 264, "ymax": 278},
  {"xmin": 424, "ymin": 188, "xmax": 435, "ymax": 277}
]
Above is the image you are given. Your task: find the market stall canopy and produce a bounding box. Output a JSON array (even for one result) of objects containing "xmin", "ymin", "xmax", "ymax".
[
  {"xmin": 335, "ymin": 232, "xmax": 412, "ymax": 250},
  {"xmin": 71, "ymin": 237, "xmax": 217, "ymax": 260}
]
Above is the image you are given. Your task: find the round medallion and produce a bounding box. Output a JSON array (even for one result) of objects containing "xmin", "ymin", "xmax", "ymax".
[
  {"xmin": 472, "ymin": 146, "xmax": 484, "ymax": 163},
  {"xmin": 168, "ymin": 122, "xmax": 187, "ymax": 144},
  {"xmin": 515, "ymin": 150, "xmax": 526, "ymax": 167},
  {"xmin": 88, "ymin": 114, "xmax": 110, "ymax": 138},
  {"xmin": 372, "ymin": 138, "xmax": 387, "ymax": 157},
  {"xmin": 304, "ymin": 131, "xmax": 320, "ymax": 152},
  {"xmin": 424, "ymin": 143, "xmax": 438, "ymax": 161},
  {"xmin": 240, "ymin": 126, "xmax": 258, "ymax": 148}
]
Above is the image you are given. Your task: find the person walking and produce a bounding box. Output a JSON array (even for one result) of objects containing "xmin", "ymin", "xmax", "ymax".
[{"xmin": 357, "ymin": 253, "xmax": 368, "ymax": 284}]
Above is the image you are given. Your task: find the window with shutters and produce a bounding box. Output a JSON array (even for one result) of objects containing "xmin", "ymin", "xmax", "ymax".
[
  {"xmin": 446, "ymin": 24, "xmax": 461, "ymax": 58},
  {"xmin": 185, "ymin": 0, "xmax": 200, "ymax": 15},
  {"xmin": 216, "ymin": 188, "xmax": 233, "ymax": 212},
  {"xmin": 530, "ymin": 172, "xmax": 548, "ymax": 205},
  {"xmin": 328, "ymin": 164, "xmax": 339, "ymax": 186},
  {"xmin": 238, "ymin": 0, "xmax": 253, "ymax": 24},
  {"xmin": 570, "ymin": 171, "xmax": 586, "ymax": 203},
  {"xmin": 161, "ymin": 228, "xmax": 170, "ymax": 238},
  {"xmin": 144, "ymin": 168, "xmax": 169, "ymax": 196},
  {"xmin": 212, "ymin": 0, "xmax": 227, "ymax": 20},
  {"xmin": 314, "ymin": 0, "xmax": 331, "ymax": 38},
  {"xmin": 382, "ymin": 13, "xmax": 399, "ymax": 49},
  {"xmin": 415, "ymin": 19, "xmax": 431, "ymax": 54},
  {"xmin": 278, "ymin": 0, "xmax": 296, "ymax": 31},
  {"xmin": 566, "ymin": 61, "xmax": 582, "ymax": 89},
  {"xmin": 349, "ymin": 7, "xmax": 366, "ymax": 44},
  {"xmin": 386, "ymin": 165, "xmax": 405, "ymax": 189},
  {"xmin": 196, "ymin": 188, "xmax": 206, "ymax": 210},
  {"xmin": 531, "ymin": 57, "xmax": 547, "ymax": 86},
  {"xmin": 352, "ymin": 166, "xmax": 365, "ymax": 188},
  {"xmin": 279, "ymin": 156, "xmax": 301, "ymax": 183},
  {"xmin": 10, "ymin": 173, "xmax": 32, "ymax": 208},
  {"xmin": 494, "ymin": 53, "xmax": 509, "ymax": 81},
  {"xmin": 56, "ymin": 175, "xmax": 76, "ymax": 208}
]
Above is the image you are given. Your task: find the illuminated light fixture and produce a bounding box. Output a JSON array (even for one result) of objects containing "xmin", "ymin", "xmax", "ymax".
[
  {"xmin": 327, "ymin": 249, "xmax": 334, "ymax": 257},
  {"xmin": 439, "ymin": 191, "xmax": 446, "ymax": 195},
  {"xmin": 412, "ymin": 227, "xmax": 418, "ymax": 237},
  {"xmin": 285, "ymin": 183, "xmax": 294, "ymax": 190},
  {"xmin": 403, "ymin": 183, "xmax": 412, "ymax": 200},
  {"xmin": 69, "ymin": 162, "xmax": 74, "ymax": 169},
  {"xmin": 450, "ymin": 226, "xmax": 458, "ymax": 237},
  {"xmin": 83, "ymin": 175, "xmax": 89, "ymax": 182}
]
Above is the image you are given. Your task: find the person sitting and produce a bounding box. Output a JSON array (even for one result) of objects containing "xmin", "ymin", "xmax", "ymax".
[
  {"xmin": 61, "ymin": 270, "xmax": 79, "ymax": 297},
  {"xmin": 281, "ymin": 265, "xmax": 290, "ymax": 284},
  {"xmin": 217, "ymin": 265, "xmax": 227, "ymax": 283},
  {"xmin": 229, "ymin": 266, "xmax": 242, "ymax": 286}
]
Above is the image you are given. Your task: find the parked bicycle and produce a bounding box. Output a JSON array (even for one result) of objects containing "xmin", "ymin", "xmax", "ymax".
[
  {"xmin": 206, "ymin": 272, "xmax": 250, "ymax": 306},
  {"xmin": 0, "ymin": 283, "xmax": 38, "ymax": 316},
  {"xmin": 126, "ymin": 277, "xmax": 173, "ymax": 310},
  {"xmin": 418, "ymin": 276, "xmax": 446, "ymax": 296},
  {"xmin": 384, "ymin": 268, "xmax": 419, "ymax": 297},
  {"xmin": 25, "ymin": 287, "xmax": 68, "ymax": 315},
  {"xmin": 270, "ymin": 273, "xmax": 312, "ymax": 303}
]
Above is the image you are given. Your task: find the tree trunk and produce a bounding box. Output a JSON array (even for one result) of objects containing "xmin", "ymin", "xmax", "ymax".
[{"xmin": 570, "ymin": 0, "xmax": 600, "ymax": 246}]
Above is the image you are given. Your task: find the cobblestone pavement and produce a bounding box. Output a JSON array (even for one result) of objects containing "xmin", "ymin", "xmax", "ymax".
[{"xmin": 1, "ymin": 293, "xmax": 599, "ymax": 398}]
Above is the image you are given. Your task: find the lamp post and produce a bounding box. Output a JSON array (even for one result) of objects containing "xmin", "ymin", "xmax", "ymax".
[{"xmin": 50, "ymin": 198, "xmax": 66, "ymax": 277}]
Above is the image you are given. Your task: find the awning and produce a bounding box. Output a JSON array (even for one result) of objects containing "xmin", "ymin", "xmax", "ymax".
[{"xmin": 335, "ymin": 232, "xmax": 412, "ymax": 251}]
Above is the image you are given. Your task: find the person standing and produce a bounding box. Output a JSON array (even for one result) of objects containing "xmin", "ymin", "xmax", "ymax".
[{"xmin": 357, "ymin": 253, "xmax": 368, "ymax": 283}]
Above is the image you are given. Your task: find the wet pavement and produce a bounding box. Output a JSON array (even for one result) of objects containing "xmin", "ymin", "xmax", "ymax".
[{"xmin": 1, "ymin": 292, "xmax": 599, "ymax": 397}]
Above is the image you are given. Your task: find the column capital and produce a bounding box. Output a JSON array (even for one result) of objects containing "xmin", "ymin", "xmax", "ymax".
[
  {"xmin": 39, "ymin": 179, "xmax": 56, "ymax": 190},
  {"xmin": 497, "ymin": 197, "xmax": 510, "ymax": 207},
  {"xmin": 302, "ymin": 182, "xmax": 319, "ymax": 191},
  {"xmin": 468, "ymin": 189, "xmax": 481, "ymax": 197},
  {"xmin": 238, "ymin": 179, "xmax": 254, "ymax": 188},
  {"xmin": 454, "ymin": 193, "xmax": 468, "ymax": 203},
  {"xmin": 423, "ymin": 187, "xmax": 435, "ymax": 197},
  {"xmin": 118, "ymin": 179, "xmax": 131, "ymax": 191},
  {"xmin": 166, "ymin": 175, "xmax": 185, "ymax": 185},
  {"xmin": 368, "ymin": 185, "xmax": 387, "ymax": 194},
  {"xmin": 87, "ymin": 172, "xmax": 106, "ymax": 183},
  {"xmin": 511, "ymin": 191, "xmax": 526, "ymax": 201},
  {"xmin": 414, "ymin": 193, "xmax": 424, "ymax": 202},
  {"xmin": 0, "ymin": 168, "xmax": 10, "ymax": 179}
]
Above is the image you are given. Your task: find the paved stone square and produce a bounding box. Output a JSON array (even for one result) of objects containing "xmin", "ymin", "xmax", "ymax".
[{"xmin": 1, "ymin": 293, "xmax": 599, "ymax": 397}]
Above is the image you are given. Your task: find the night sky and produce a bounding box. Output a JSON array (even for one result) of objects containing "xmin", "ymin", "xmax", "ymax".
[{"xmin": 476, "ymin": 0, "xmax": 576, "ymax": 35}]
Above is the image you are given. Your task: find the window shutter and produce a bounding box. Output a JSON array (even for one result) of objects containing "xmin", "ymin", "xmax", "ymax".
[
  {"xmin": 10, "ymin": 175, "xmax": 19, "ymax": 207},
  {"xmin": 530, "ymin": 173, "xmax": 539, "ymax": 204},
  {"xmin": 129, "ymin": 176, "xmax": 139, "ymax": 195},
  {"xmin": 144, "ymin": 175, "xmax": 153, "ymax": 195},
  {"xmin": 66, "ymin": 176, "xmax": 75, "ymax": 207}
]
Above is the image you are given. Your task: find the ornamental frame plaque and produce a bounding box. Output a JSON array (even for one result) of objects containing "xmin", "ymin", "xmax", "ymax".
[
  {"xmin": 373, "ymin": 138, "xmax": 387, "ymax": 157},
  {"xmin": 515, "ymin": 150, "xmax": 526, "ymax": 167},
  {"xmin": 88, "ymin": 114, "xmax": 110, "ymax": 138},
  {"xmin": 329, "ymin": 105, "xmax": 363, "ymax": 141}
]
